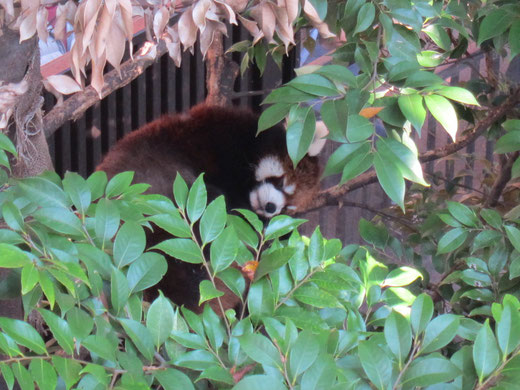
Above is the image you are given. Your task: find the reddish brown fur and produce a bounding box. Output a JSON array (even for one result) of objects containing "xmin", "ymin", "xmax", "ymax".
[{"xmin": 96, "ymin": 104, "xmax": 321, "ymax": 313}]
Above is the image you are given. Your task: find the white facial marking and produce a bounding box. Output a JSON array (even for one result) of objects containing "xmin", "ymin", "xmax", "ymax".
[
  {"xmin": 249, "ymin": 182, "xmax": 286, "ymax": 218},
  {"xmin": 284, "ymin": 183, "xmax": 296, "ymax": 195},
  {"xmin": 287, "ymin": 205, "xmax": 297, "ymax": 210},
  {"xmin": 255, "ymin": 156, "xmax": 285, "ymax": 182}
]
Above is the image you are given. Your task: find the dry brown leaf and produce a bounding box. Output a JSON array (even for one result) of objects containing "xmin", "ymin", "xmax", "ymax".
[
  {"xmin": 250, "ymin": 2, "xmax": 276, "ymax": 43},
  {"xmin": 19, "ymin": 11, "xmax": 37, "ymax": 42},
  {"xmin": 82, "ymin": 0, "xmax": 103, "ymax": 53},
  {"xmin": 302, "ymin": 0, "xmax": 335, "ymax": 38},
  {"xmin": 106, "ymin": 17, "xmax": 126, "ymax": 76},
  {"xmin": 237, "ymin": 15, "xmax": 263, "ymax": 44},
  {"xmin": 105, "ymin": 0, "xmax": 117, "ymax": 17},
  {"xmin": 225, "ymin": 0, "xmax": 247, "ymax": 13},
  {"xmin": 118, "ymin": 0, "xmax": 135, "ymax": 42},
  {"xmin": 153, "ymin": 6, "xmax": 169, "ymax": 40},
  {"xmin": 192, "ymin": 0, "xmax": 212, "ymax": 31},
  {"xmin": 360, "ymin": 107, "xmax": 384, "ymax": 118},
  {"xmin": 165, "ymin": 26, "xmax": 182, "ymax": 66},
  {"xmin": 93, "ymin": 4, "xmax": 112, "ymax": 61},
  {"xmin": 268, "ymin": 2, "xmax": 294, "ymax": 49},
  {"xmin": 200, "ymin": 19, "xmax": 227, "ymax": 57},
  {"xmin": 44, "ymin": 75, "xmax": 82, "ymax": 95},
  {"xmin": 36, "ymin": 7, "xmax": 49, "ymax": 42},
  {"xmin": 54, "ymin": 3, "xmax": 69, "ymax": 41},
  {"xmin": 241, "ymin": 261, "xmax": 259, "ymax": 281},
  {"xmin": 214, "ymin": 0, "xmax": 237, "ymax": 25},
  {"xmin": 278, "ymin": 0, "xmax": 298, "ymax": 25},
  {"xmin": 178, "ymin": 6, "xmax": 198, "ymax": 51},
  {"xmin": 89, "ymin": 50, "xmax": 106, "ymax": 97},
  {"xmin": 0, "ymin": 0, "xmax": 15, "ymax": 20}
]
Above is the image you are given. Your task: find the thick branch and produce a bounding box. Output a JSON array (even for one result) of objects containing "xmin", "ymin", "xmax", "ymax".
[
  {"xmin": 204, "ymin": 32, "xmax": 239, "ymax": 106},
  {"xmin": 301, "ymin": 88, "xmax": 520, "ymax": 213},
  {"xmin": 485, "ymin": 151, "xmax": 520, "ymax": 208},
  {"xmin": 43, "ymin": 42, "xmax": 168, "ymax": 137}
]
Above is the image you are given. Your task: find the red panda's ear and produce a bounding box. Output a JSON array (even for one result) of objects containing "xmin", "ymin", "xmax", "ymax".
[{"xmin": 308, "ymin": 120, "xmax": 328, "ymax": 156}]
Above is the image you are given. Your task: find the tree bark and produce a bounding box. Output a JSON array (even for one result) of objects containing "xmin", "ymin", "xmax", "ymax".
[{"xmin": 204, "ymin": 32, "xmax": 239, "ymax": 106}]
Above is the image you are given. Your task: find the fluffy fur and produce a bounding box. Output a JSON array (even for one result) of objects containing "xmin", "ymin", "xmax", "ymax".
[{"xmin": 96, "ymin": 104, "xmax": 323, "ymax": 313}]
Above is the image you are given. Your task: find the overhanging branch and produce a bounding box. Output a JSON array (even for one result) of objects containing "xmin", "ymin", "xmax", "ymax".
[
  {"xmin": 42, "ymin": 42, "xmax": 168, "ymax": 137},
  {"xmin": 300, "ymin": 88, "xmax": 520, "ymax": 213}
]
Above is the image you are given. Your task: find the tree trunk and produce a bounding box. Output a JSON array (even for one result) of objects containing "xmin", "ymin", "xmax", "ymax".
[{"xmin": 0, "ymin": 29, "xmax": 52, "ymax": 390}]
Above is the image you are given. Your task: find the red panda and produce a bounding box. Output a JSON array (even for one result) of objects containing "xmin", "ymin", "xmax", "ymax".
[{"xmin": 96, "ymin": 104, "xmax": 326, "ymax": 313}]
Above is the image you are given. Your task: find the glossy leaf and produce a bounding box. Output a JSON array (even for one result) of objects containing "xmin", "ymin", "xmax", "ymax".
[
  {"xmin": 424, "ymin": 94, "xmax": 458, "ymax": 141},
  {"xmin": 113, "ymin": 222, "xmax": 146, "ymax": 268},
  {"xmin": 187, "ymin": 174, "xmax": 207, "ymax": 223},
  {"xmin": 420, "ymin": 314, "xmax": 460, "ymax": 354},
  {"xmin": 473, "ymin": 319, "xmax": 500, "ymax": 382}
]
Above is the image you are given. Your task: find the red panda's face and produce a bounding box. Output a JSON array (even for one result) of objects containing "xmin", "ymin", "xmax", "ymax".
[{"xmin": 249, "ymin": 154, "xmax": 319, "ymax": 218}]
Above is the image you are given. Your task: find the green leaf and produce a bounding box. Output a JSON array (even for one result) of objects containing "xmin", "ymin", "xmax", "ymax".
[
  {"xmin": 113, "ymin": 222, "xmax": 146, "ymax": 268},
  {"xmin": 63, "ymin": 172, "xmax": 91, "ymax": 216},
  {"xmin": 436, "ymin": 86, "xmax": 479, "ymax": 106},
  {"xmin": 0, "ymin": 244, "xmax": 30, "ymax": 268},
  {"xmin": 288, "ymin": 330, "xmax": 319, "ymax": 380},
  {"xmin": 358, "ymin": 340, "xmax": 392, "ymax": 390},
  {"xmin": 232, "ymin": 375, "xmax": 286, "ymax": 390},
  {"xmin": 199, "ymin": 280, "xmax": 224, "ymax": 305},
  {"xmin": 28, "ymin": 359, "xmax": 57, "ymax": 390},
  {"xmin": 510, "ymin": 20, "xmax": 520, "ymax": 58},
  {"xmin": 66, "ymin": 307, "xmax": 93, "ymax": 341},
  {"xmin": 374, "ymin": 151, "xmax": 405, "ymax": 210},
  {"xmin": 86, "ymin": 171, "xmax": 107, "ymax": 200},
  {"xmin": 478, "ymin": 8, "xmax": 514, "ymax": 45},
  {"xmin": 401, "ymin": 356, "xmax": 461, "ymax": 387},
  {"xmin": 95, "ymin": 198, "xmax": 120, "ymax": 246},
  {"xmin": 504, "ymin": 119, "xmax": 520, "ymax": 132},
  {"xmin": 255, "ymin": 247, "xmax": 296, "ymax": 281},
  {"xmin": 210, "ymin": 226, "xmax": 239, "ymax": 273},
  {"xmin": 437, "ymin": 228, "xmax": 468, "ymax": 254},
  {"xmin": 38, "ymin": 309, "xmax": 74, "ymax": 355},
  {"xmin": 383, "ymin": 267, "xmax": 422, "ymax": 287},
  {"xmin": 404, "ymin": 70, "xmax": 444, "ymax": 89},
  {"xmin": 10, "ymin": 362, "xmax": 34, "ymax": 390},
  {"xmin": 420, "ymin": 314, "xmax": 460, "ymax": 354},
  {"xmin": 346, "ymin": 114, "xmax": 374, "ymax": 142},
  {"xmin": 293, "ymin": 284, "xmax": 340, "ymax": 308},
  {"xmin": 200, "ymin": 196, "xmax": 227, "ymax": 244},
  {"xmin": 0, "ymin": 318, "xmax": 46, "ymax": 354},
  {"xmin": 199, "ymin": 366, "xmax": 234, "ymax": 385},
  {"xmin": 155, "ymin": 368, "xmax": 195, "ymax": 390},
  {"xmin": 21, "ymin": 264, "xmax": 38, "ymax": 295},
  {"xmin": 423, "ymin": 24, "xmax": 451, "ymax": 50},
  {"xmin": 187, "ymin": 174, "xmax": 207, "ymax": 223},
  {"xmin": 39, "ymin": 271, "xmax": 55, "ymax": 309},
  {"xmin": 127, "ymin": 252, "xmax": 168, "ymax": 292},
  {"xmin": 505, "ymin": 225, "xmax": 520, "ymax": 253},
  {"xmin": 147, "ymin": 292, "xmax": 174, "ymax": 348},
  {"xmin": 173, "ymin": 173, "xmax": 189, "ymax": 210},
  {"xmin": 153, "ymin": 238, "xmax": 202, "ymax": 264},
  {"xmin": 288, "ymin": 74, "xmax": 339, "ymax": 97},
  {"xmin": 265, "ymin": 215, "xmax": 306, "ymax": 240},
  {"xmin": 2, "ymin": 202, "xmax": 24, "ymax": 232},
  {"xmin": 0, "ymin": 132, "xmax": 16, "ymax": 155},
  {"xmin": 398, "ymin": 93, "xmax": 425, "ymax": 132},
  {"xmin": 377, "ymin": 137, "xmax": 428, "ymax": 186},
  {"xmin": 497, "ymin": 300, "xmax": 520, "ymax": 357},
  {"xmin": 262, "ymin": 86, "xmax": 316, "ymax": 104},
  {"xmin": 300, "ymin": 354, "xmax": 337, "ymax": 390},
  {"xmin": 33, "ymin": 207, "xmax": 83, "ymax": 236},
  {"xmin": 474, "ymin": 319, "xmax": 500, "ymax": 383},
  {"xmin": 411, "ymin": 293, "xmax": 433, "ymax": 335},
  {"xmin": 385, "ymin": 311, "xmax": 412, "ymax": 366},
  {"xmin": 417, "ymin": 50, "xmax": 444, "ymax": 67},
  {"xmin": 258, "ymin": 104, "xmax": 290, "ymax": 133},
  {"xmin": 316, "ymin": 65, "xmax": 356, "ymax": 85},
  {"xmin": 148, "ymin": 212, "xmax": 191, "ymax": 238},
  {"xmin": 105, "ymin": 171, "xmax": 133, "ymax": 198},
  {"xmin": 111, "ymin": 268, "xmax": 129, "ymax": 315},
  {"xmin": 17, "ymin": 176, "xmax": 69, "ymax": 209},
  {"xmin": 358, "ymin": 218, "xmax": 388, "ymax": 248},
  {"xmin": 323, "ymin": 143, "xmax": 366, "ymax": 176},
  {"xmin": 424, "ymin": 94, "xmax": 458, "ymax": 141},
  {"xmin": 447, "ymin": 201, "xmax": 479, "ymax": 227},
  {"xmin": 286, "ymin": 106, "xmax": 316, "ymax": 167},
  {"xmin": 119, "ymin": 318, "xmax": 155, "ymax": 362},
  {"xmin": 51, "ymin": 356, "xmax": 81, "ymax": 390},
  {"xmin": 481, "ymin": 209, "xmax": 503, "ymax": 230},
  {"xmin": 0, "ymin": 362, "xmax": 15, "ymax": 390},
  {"xmin": 239, "ymin": 333, "xmax": 282, "ymax": 369},
  {"xmin": 354, "ymin": 2, "xmax": 375, "ymax": 34},
  {"xmin": 495, "ymin": 131, "xmax": 520, "ymax": 154}
]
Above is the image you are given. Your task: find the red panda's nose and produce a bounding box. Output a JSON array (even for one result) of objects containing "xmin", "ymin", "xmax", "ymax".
[{"xmin": 265, "ymin": 202, "xmax": 276, "ymax": 214}]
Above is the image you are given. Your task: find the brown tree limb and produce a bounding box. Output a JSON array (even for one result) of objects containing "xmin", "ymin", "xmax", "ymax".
[
  {"xmin": 301, "ymin": 88, "xmax": 520, "ymax": 213},
  {"xmin": 204, "ymin": 32, "xmax": 239, "ymax": 106},
  {"xmin": 42, "ymin": 42, "xmax": 168, "ymax": 137},
  {"xmin": 484, "ymin": 151, "xmax": 520, "ymax": 208}
]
